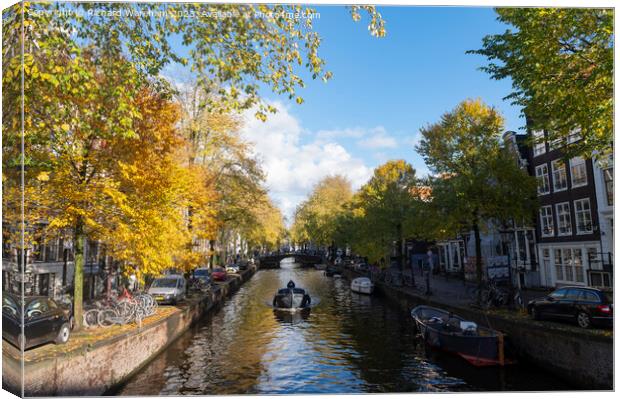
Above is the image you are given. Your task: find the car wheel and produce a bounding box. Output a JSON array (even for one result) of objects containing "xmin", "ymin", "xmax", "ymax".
[
  {"xmin": 55, "ymin": 323, "xmax": 70, "ymax": 344},
  {"xmin": 531, "ymin": 307, "xmax": 541, "ymax": 321},
  {"xmin": 576, "ymin": 312, "xmax": 591, "ymax": 329}
]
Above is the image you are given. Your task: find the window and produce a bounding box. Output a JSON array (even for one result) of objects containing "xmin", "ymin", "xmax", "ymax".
[
  {"xmin": 554, "ymin": 249, "xmax": 564, "ymax": 281},
  {"xmin": 551, "ymin": 160, "xmax": 567, "ymax": 192},
  {"xmin": 573, "ymin": 248, "xmax": 584, "ymax": 283},
  {"xmin": 604, "ymin": 168, "xmax": 613, "ymax": 206},
  {"xmin": 25, "ymin": 299, "xmax": 49, "ymax": 318},
  {"xmin": 554, "ymin": 248, "xmax": 585, "ymax": 283},
  {"xmin": 564, "ymin": 289, "xmax": 582, "ymax": 301},
  {"xmin": 2, "ymin": 296, "xmax": 18, "ymax": 318},
  {"xmin": 549, "ymin": 287, "xmax": 567, "ymax": 299},
  {"xmin": 539, "ymin": 206, "xmax": 554, "ymax": 237},
  {"xmin": 555, "ymin": 202, "xmax": 572, "ymax": 236},
  {"xmin": 574, "ymin": 198, "xmax": 593, "ymax": 234},
  {"xmin": 533, "ymin": 130, "xmax": 546, "ymax": 156},
  {"xmin": 536, "ymin": 164, "xmax": 550, "ymax": 195},
  {"xmin": 549, "ymin": 136, "xmax": 563, "ymax": 151},
  {"xmin": 570, "ymin": 157, "xmax": 587, "ymax": 188},
  {"xmin": 579, "ymin": 290, "xmax": 600, "ymax": 303},
  {"xmin": 567, "ymin": 128, "xmax": 582, "ymax": 144}
]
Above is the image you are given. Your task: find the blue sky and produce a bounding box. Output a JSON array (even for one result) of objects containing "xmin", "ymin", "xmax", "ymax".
[{"xmin": 164, "ymin": 5, "xmax": 523, "ymax": 220}]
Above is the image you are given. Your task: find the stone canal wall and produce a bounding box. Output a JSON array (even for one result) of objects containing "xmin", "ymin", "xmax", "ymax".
[
  {"xmin": 345, "ymin": 270, "xmax": 613, "ymax": 390},
  {"xmin": 2, "ymin": 266, "xmax": 257, "ymax": 396}
]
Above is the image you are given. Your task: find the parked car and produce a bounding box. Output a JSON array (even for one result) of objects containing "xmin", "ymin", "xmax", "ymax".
[
  {"xmin": 527, "ymin": 286, "xmax": 613, "ymax": 328},
  {"xmin": 212, "ymin": 267, "xmax": 228, "ymax": 282},
  {"xmin": 226, "ymin": 264, "xmax": 239, "ymax": 274},
  {"xmin": 193, "ymin": 268, "xmax": 211, "ymax": 285},
  {"xmin": 238, "ymin": 261, "xmax": 249, "ymax": 271},
  {"xmin": 2, "ymin": 293, "xmax": 72, "ymax": 350},
  {"xmin": 148, "ymin": 275, "xmax": 186, "ymax": 304}
]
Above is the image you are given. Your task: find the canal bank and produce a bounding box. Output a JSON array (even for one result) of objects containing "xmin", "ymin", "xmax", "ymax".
[
  {"xmin": 2, "ymin": 266, "xmax": 258, "ymax": 396},
  {"xmin": 343, "ymin": 269, "xmax": 613, "ymax": 390},
  {"xmin": 118, "ymin": 262, "xmax": 574, "ymax": 394}
]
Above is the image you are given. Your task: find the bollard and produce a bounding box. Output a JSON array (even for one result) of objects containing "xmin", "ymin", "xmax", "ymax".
[{"xmin": 498, "ymin": 332, "xmax": 505, "ymax": 366}]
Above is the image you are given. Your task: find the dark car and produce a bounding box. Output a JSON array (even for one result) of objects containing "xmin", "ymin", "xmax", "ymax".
[
  {"xmin": 527, "ymin": 286, "xmax": 613, "ymax": 328},
  {"xmin": 2, "ymin": 293, "xmax": 72, "ymax": 350}
]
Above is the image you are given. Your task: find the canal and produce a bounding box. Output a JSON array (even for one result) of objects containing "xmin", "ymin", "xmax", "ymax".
[{"xmin": 116, "ymin": 260, "xmax": 574, "ymax": 394}]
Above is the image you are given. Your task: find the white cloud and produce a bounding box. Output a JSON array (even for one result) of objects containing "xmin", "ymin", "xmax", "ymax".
[
  {"xmin": 240, "ymin": 102, "xmax": 373, "ymax": 222},
  {"xmin": 315, "ymin": 127, "xmax": 366, "ymax": 140},
  {"xmin": 357, "ymin": 127, "xmax": 398, "ymax": 149}
]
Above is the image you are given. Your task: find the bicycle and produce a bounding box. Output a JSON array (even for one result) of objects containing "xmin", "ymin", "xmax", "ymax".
[
  {"xmin": 83, "ymin": 292, "xmax": 158, "ymax": 328},
  {"xmin": 402, "ymin": 270, "xmax": 415, "ymax": 287},
  {"xmin": 469, "ymin": 279, "xmax": 509, "ymax": 309}
]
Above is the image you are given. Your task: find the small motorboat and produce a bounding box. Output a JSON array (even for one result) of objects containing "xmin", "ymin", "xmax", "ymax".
[
  {"xmin": 411, "ymin": 305, "xmax": 511, "ymax": 367},
  {"xmin": 324, "ymin": 265, "xmax": 342, "ymax": 277},
  {"xmin": 272, "ymin": 280, "xmax": 311, "ymax": 310},
  {"xmin": 350, "ymin": 277, "xmax": 374, "ymax": 294}
]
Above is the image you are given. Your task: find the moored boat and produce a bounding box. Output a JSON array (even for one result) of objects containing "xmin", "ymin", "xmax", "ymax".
[
  {"xmin": 411, "ymin": 305, "xmax": 511, "ymax": 367},
  {"xmin": 324, "ymin": 265, "xmax": 342, "ymax": 277},
  {"xmin": 273, "ymin": 280, "xmax": 311, "ymax": 310},
  {"xmin": 350, "ymin": 277, "xmax": 374, "ymax": 294}
]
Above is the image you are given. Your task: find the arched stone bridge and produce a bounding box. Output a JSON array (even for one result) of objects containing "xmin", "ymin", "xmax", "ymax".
[{"xmin": 258, "ymin": 253, "xmax": 323, "ymax": 269}]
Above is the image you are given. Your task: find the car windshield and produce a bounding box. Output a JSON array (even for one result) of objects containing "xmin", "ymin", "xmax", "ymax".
[
  {"xmin": 194, "ymin": 270, "xmax": 209, "ymax": 276},
  {"xmin": 2, "ymin": 296, "xmax": 19, "ymax": 317},
  {"xmin": 213, "ymin": 268, "xmax": 224, "ymax": 273},
  {"xmin": 152, "ymin": 278, "xmax": 179, "ymax": 288}
]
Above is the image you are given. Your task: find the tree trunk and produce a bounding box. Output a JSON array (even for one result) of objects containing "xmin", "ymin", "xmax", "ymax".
[
  {"xmin": 208, "ymin": 239, "xmax": 215, "ymax": 270},
  {"xmin": 397, "ymin": 222, "xmax": 404, "ymax": 272},
  {"xmin": 73, "ymin": 217, "xmax": 85, "ymax": 330},
  {"xmin": 473, "ymin": 220, "xmax": 483, "ymax": 304}
]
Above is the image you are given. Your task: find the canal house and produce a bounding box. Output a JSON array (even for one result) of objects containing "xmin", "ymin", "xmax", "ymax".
[{"xmin": 527, "ymin": 127, "xmax": 613, "ymax": 288}]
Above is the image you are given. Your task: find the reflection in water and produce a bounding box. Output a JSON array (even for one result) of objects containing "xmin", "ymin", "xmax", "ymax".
[
  {"xmin": 116, "ymin": 262, "xmax": 573, "ymax": 395},
  {"xmin": 273, "ymin": 308, "xmax": 311, "ymax": 325}
]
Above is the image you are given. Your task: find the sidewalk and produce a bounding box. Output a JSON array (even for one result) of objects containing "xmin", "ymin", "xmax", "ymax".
[{"xmin": 405, "ymin": 272, "xmax": 546, "ymax": 308}]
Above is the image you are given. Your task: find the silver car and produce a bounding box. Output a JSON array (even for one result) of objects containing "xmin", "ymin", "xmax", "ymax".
[{"xmin": 148, "ymin": 275, "xmax": 186, "ymax": 304}]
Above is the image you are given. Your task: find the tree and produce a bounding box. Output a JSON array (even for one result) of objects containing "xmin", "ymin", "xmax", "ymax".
[
  {"xmin": 243, "ymin": 195, "xmax": 286, "ymax": 253},
  {"xmin": 2, "ymin": 1, "xmax": 385, "ymax": 328},
  {"xmin": 416, "ymin": 99, "xmax": 537, "ymax": 297},
  {"xmin": 290, "ymin": 175, "xmax": 353, "ymax": 248},
  {"xmin": 346, "ymin": 160, "xmax": 418, "ymax": 267},
  {"xmin": 470, "ymin": 8, "xmax": 613, "ymax": 157},
  {"xmin": 14, "ymin": 2, "xmax": 384, "ymax": 119}
]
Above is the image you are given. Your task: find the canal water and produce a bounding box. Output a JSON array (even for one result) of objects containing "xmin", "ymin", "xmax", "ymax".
[{"xmin": 117, "ymin": 261, "xmax": 573, "ymax": 395}]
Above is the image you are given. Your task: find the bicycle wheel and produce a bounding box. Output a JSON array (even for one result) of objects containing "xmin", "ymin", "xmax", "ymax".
[
  {"xmin": 83, "ymin": 309, "xmax": 99, "ymax": 328},
  {"xmin": 116, "ymin": 301, "xmax": 135, "ymax": 323},
  {"xmin": 98, "ymin": 309, "xmax": 118, "ymax": 327}
]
